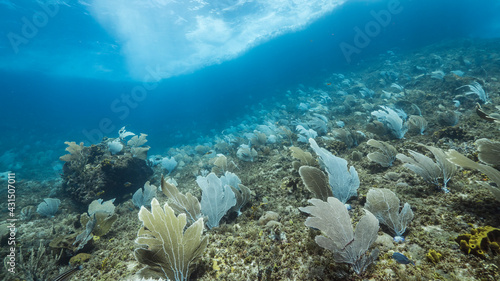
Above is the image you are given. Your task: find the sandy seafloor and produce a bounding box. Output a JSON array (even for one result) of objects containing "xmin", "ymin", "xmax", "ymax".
[{"xmin": 1, "ymin": 37, "xmax": 500, "ymax": 281}]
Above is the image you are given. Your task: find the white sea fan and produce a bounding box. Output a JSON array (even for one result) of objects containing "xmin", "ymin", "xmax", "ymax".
[
  {"xmin": 371, "ymin": 106, "xmax": 408, "ymax": 139},
  {"xmin": 118, "ymin": 126, "xmax": 135, "ymax": 139},
  {"xmin": 309, "ymin": 138, "xmax": 359, "ymax": 206},
  {"xmin": 108, "ymin": 139, "xmax": 123, "ymax": 155},
  {"xmin": 236, "ymin": 144, "xmax": 257, "ymax": 162},
  {"xmin": 457, "ymin": 81, "xmax": 489, "ymax": 103},
  {"xmin": 161, "ymin": 157, "xmax": 178, "ymax": 174},
  {"xmin": 296, "ymin": 125, "xmax": 317, "ymax": 143},
  {"xmin": 299, "ymin": 197, "xmax": 380, "ymax": 274}
]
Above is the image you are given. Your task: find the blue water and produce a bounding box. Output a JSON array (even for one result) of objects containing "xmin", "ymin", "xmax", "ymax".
[{"xmin": 1, "ymin": 0, "xmax": 499, "ymax": 180}]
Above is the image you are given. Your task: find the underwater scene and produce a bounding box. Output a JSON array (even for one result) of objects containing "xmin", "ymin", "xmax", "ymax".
[{"xmin": 2, "ymin": 0, "xmax": 500, "ymax": 280}]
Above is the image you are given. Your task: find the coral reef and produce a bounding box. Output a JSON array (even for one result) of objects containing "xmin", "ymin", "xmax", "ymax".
[
  {"xmin": 60, "ymin": 138, "xmax": 153, "ymax": 205},
  {"xmin": 3, "ymin": 38, "xmax": 500, "ymax": 281},
  {"xmin": 456, "ymin": 226, "xmax": 500, "ymax": 258}
]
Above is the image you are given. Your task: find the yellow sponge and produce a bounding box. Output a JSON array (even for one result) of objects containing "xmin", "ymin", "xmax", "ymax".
[{"xmin": 456, "ymin": 226, "xmax": 500, "ymax": 258}]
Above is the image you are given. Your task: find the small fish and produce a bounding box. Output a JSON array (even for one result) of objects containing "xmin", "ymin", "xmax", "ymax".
[
  {"xmin": 124, "ymin": 182, "xmax": 132, "ymax": 187},
  {"xmin": 53, "ymin": 265, "xmax": 82, "ymax": 281},
  {"xmin": 392, "ymin": 252, "xmax": 415, "ymax": 265},
  {"xmin": 205, "ymin": 151, "xmax": 213, "ymax": 155},
  {"xmin": 326, "ymin": 83, "xmax": 331, "ymax": 86}
]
